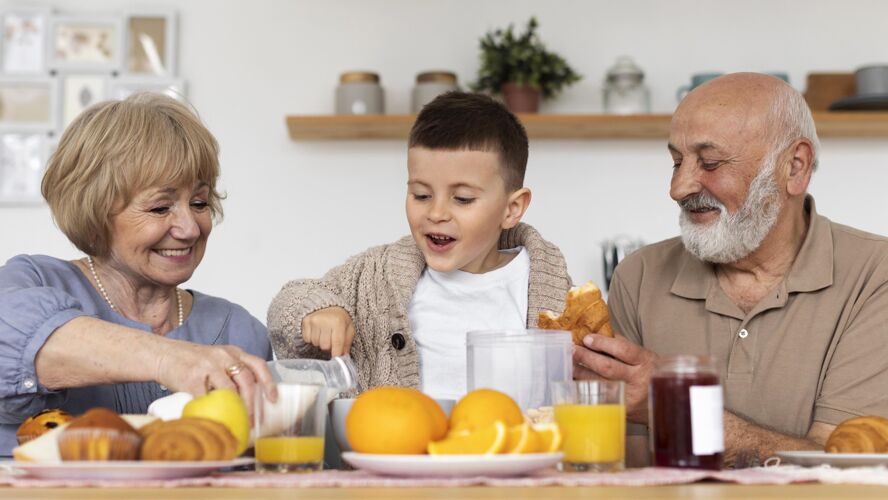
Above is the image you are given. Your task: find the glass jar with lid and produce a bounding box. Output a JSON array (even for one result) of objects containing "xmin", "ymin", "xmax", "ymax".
[
  {"xmin": 267, "ymin": 355, "xmax": 358, "ymax": 402},
  {"xmin": 649, "ymin": 355, "xmax": 724, "ymax": 470},
  {"xmin": 411, "ymin": 71, "xmax": 459, "ymax": 113},
  {"xmin": 335, "ymin": 71, "xmax": 384, "ymax": 115},
  {"xmin": 603, "ymin": 56, "xmax": 650, "ymax": 115}
]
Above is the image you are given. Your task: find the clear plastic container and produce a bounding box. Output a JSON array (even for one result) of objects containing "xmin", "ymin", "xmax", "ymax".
[
  {"xmin": 267, "ymin": 356, "xmax": 358, "ymax": 402},
  {"xmin": 467, "ymin": 329, "xmax": 573, "ymax": 414}
]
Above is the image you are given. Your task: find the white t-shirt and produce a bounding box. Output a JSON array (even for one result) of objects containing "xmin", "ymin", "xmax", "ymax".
[{"xmin": 407, "ymin": 247, "xmax": 530, "ymax": 400}]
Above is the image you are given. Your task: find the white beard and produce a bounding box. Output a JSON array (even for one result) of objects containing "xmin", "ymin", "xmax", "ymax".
[{"xmin": 678, "ymin": 157, "xmax": 783, "ymax": 264}]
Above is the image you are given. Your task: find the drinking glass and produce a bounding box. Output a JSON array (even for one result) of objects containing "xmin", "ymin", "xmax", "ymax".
[
  {"xmin": 553, "ymin": 379, "xmax": 625, "ymax": 472},
  {"xmin": 254, "ymin": 383, "xmax": 326, "ymax": 472}
]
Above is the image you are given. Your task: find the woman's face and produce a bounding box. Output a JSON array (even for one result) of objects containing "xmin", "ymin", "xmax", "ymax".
[{"xmin": 106, "ymin": 181, "xmax": 212, "ymax": 287}]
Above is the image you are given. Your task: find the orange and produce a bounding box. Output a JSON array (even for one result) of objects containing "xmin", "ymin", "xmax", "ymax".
[
  {"xmin": 427, "ymin": 421, "xmax": 507, "ymax": 455},
  {"xmin": 345, "ymin": 387, "xmax": 435, "ymax": 454},
  {"xmin": 532, "ymin": 423, "xmax": 563, "ymax": 452},
  {"xmin": 449, "ymin": 389, "xmax": 524, "ymax": 433},
  {"xmin": 414, "ymin": 391, "xmax": 449, "ymax": 440},
  {"xmin": 505, "ymin": 423, "xmax": 540, "ymax": 454}
]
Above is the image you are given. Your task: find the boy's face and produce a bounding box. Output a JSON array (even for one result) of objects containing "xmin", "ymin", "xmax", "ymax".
[{"xmin": 406, "ymin": 147, "xmax": 527, "ymax": 274}]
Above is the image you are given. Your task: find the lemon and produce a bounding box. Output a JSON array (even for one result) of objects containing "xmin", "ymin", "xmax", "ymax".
[{"xmin": 182, "ymin": 389, "xmax": 250, "ymax": 455}]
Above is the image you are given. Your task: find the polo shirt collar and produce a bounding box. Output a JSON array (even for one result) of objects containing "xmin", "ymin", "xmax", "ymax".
[
  {"xmin": 670, "ymin": 195, "xmax": 833, "ymax": 302},
  {"xmin": 785, "ymin": 196, "xmax": 833, "ymax": 293}
]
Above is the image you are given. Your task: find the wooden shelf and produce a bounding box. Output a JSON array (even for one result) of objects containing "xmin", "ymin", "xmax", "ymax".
[{"xmin": 286, "ymin": 112, "xmax": 888, "ymax": 140}]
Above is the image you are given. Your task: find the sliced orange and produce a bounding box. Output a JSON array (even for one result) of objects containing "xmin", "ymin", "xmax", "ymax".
[
  {"xmin": 532, "ymin": 423, "xmax": 562, "ymax": 453},
  {"xmin": 427, "ymin": 421, "xmax": 507, "ymax": 455},
  {"xmin": 505, "ymin": 423, "xmax": 541, "ymax": 454}
]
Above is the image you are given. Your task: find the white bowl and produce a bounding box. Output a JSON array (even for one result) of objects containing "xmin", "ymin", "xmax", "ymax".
[{"xmin": 329, "ymin": 397, "xmax": 455, "ymax": 453}]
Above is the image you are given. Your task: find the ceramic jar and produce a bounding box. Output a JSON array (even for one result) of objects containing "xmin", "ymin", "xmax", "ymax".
[
  {"xmin": 411, "ymin": 71, "xmax": 459, "ymax": 113},
  {"xmin": 335, "ymin": 71, "xmax": 384, "ymax": 115}
]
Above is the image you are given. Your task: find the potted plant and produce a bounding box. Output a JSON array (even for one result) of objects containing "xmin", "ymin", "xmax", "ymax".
[{"xmin": 471, "ymin": 17, "xmax": 581, "ymax": 113}]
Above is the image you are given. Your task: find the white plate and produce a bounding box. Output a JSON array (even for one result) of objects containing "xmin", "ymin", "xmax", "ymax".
[
  {"xmin": 776, "ymin": 451, "xmax": 888, "ymax": 468},
  {"xmin": 1, "ymin": 457, "xmax": 254, "ymax": 480},
  {"xmin": 342, "ymin": 452, "xmax": 563, "ymax": 477}
]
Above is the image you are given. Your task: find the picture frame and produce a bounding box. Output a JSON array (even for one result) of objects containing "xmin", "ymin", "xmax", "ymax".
[
  {"xmin": 1, "ymin": 6, "xmax": 52, "ymax": 74},
  {"xmin": 47, "ymin": 14, "xmax": 123, "ymax": 73},
  {"xmin": 0, "ymin": 76, "xmax": 58, "ymax": 132},
  {"xmin": 59, "ymin": 73, "xmax": 106, "ymax": 129},
  {"xmin": 107, "ymin": 77, "xmax": 186, "ymax": 101},
  {"xmin": 123, "ymin": 10, "xmax": 177, "ymax": 77},
  {"xmin": 0, "ymin": 131, "xmax": 49, "ymax": 205}
]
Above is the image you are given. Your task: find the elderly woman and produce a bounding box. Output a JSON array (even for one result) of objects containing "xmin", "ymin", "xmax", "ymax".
[{"xmin": 0, "ymin": 93, "xmax": 273, "ymax": 455}]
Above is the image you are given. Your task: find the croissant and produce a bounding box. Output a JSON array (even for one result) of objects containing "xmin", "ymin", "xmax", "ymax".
[
  {"xmin": 538, "ymin": 281, "xmax": 614, "ymax": 346},
  {"xmin": 139, "ymin": 417, "xmax": 238, "ymax": 461},
  {"xmin": 825, "ymin": 416, "xmax": 888, "ymax": 453}
]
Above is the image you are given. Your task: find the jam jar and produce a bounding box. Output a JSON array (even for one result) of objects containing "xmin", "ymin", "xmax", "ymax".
[{"xmin": 649, "ymin": 355, "xmax": 724, "ymax": 469}]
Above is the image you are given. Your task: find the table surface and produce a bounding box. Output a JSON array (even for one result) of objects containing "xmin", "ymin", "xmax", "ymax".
[{"xmin": 1, "ymin": 485, "xmax": 888, "ymax": 499}]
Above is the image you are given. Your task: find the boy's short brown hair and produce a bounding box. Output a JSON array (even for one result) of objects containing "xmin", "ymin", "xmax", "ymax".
[
  {"xmin": 41, "ymin": 92, "xmax": 223, "ymax": 257},
  {"xmin": 408, "ymin": 91, "xmax": 528, "ymax": 191}
]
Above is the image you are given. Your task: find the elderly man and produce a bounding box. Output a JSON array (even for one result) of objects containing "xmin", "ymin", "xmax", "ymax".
[{"xmin": 576, "ymin": 73, "xmax": 888, "ymax": 466}]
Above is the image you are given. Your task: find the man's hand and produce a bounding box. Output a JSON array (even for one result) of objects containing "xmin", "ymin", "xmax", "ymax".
[
  {"xmin": 573, "ymin": 333, "xmax": 658, "ymax": 424},
  {"xmin": 301, "ymin": 307, "xmax": 355, "ymax": 357}
]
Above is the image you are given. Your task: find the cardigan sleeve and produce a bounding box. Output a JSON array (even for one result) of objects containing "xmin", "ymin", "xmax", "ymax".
[
  {"xmin": 267, "ymin": 247, "xmax": 377, "ymax": 360},
  {"xmin": 0, "ymin": 257, "xmax": 86, "ymax": 423}
]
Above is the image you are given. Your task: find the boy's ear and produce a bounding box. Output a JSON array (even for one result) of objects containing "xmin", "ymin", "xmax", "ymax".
[{"xmin": 501, "ymin": 188, "xmax": 532, "ymax": 229}]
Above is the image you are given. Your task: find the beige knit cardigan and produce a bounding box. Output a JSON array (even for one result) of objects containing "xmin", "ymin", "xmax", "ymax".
[{"xmin": 267, "ymin": 223, "xmax": 573, "ymax": 391}]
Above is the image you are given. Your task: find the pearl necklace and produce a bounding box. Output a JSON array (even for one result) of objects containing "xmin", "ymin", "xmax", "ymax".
[{"xmin": 85, "ymin": 256, "xmax": 183, "ymax": 327}]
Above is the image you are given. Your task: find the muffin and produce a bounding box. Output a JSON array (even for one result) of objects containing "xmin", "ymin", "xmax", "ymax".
[
  {"xmin": 16, "ymin": 409, "xmax": 73, "ymax": 444},
  {"xmin": 57, "ymin": 408, "xmax": 141, "ymax": 461}
]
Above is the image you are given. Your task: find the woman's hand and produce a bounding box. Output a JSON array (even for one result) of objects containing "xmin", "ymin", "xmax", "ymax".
[
  {"xmin": 154, "ymin": 340, "xmax": 277, "ymax": 408},
  {"xmin": 301, "ymin": 306, "xmax": 355, "ymax": 357}
]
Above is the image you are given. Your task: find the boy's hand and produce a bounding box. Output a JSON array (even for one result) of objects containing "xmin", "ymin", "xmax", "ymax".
[{"xmin": 301, "ymin": 307, "xmax": 355, "ymax": 357}]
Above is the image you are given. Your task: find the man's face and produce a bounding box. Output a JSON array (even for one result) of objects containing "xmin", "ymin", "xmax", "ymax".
[
  {"xmin": 406, "ymin": 147, "xmax": 513, "ymax": 274},
  {"xmin": 668, "ymin": 98, "xmax": 785, "ymax": 263}
]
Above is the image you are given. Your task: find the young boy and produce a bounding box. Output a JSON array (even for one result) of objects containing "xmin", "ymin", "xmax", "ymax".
[{"xmin": 268, "ymin": 91, "xmax": 571, "ymax": 400}]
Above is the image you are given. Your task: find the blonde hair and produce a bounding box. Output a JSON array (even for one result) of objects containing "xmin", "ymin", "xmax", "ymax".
[{"xmin": 41, "ymin": 92, "xmax": 224, "ymax": 257}]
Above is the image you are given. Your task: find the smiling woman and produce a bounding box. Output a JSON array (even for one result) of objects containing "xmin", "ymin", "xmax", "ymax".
[{"xmin": 0, "ymin": 93, "xmax": 274, "ymax": 457}]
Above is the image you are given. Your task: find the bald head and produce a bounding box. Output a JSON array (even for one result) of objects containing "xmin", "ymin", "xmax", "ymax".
[
  {"xmin": 673, "ymin": 72, "xmax": 820, "ymax": 170},
  {"xmin": 681, "ymin": 72, "xmax": 786, "ymax": 114}
]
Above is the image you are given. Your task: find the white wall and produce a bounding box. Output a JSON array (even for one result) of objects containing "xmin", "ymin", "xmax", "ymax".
[{"xmin": 3, "ymin": 0, "xmax": 888, "ymax": 322}]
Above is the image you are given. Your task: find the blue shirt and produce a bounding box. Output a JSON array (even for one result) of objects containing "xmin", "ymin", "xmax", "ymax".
[{"xmin": 0, "ymin": 254, "xmax": 272, "ymax": 456}]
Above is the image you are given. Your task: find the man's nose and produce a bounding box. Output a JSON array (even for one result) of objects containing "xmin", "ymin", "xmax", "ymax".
[{"xmin": 670, "ymin": 161, "xmax": 703, "ymax": 202}]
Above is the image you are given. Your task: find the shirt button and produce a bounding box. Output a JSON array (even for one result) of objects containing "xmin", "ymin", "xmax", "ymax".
[
  {"xmin": 391, "ymin": 333, "xmax": 406, "ymax": 350},
  {"xmin": 23, "ymin": 378, "xmax": 35, "ymax": 389},
  {"xmin": 739, "ymin": 329, "xmax": 749, "ymax": 339}
]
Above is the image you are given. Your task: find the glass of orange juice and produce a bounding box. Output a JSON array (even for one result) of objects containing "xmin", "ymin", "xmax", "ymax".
[
  {"xmin": 254, "ymin": 383, "xmax": 326, "ymax": 472},
  {"xmin": 553, "ymin": 379, "xmax": 625, "ymax": 472}
]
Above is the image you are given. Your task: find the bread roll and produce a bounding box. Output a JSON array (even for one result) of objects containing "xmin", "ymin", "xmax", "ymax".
[
  {"xmin": 538, "ymin": 281, "xmax": 614, "ymax": 345},
  {"xmin": 825, "ymin": 415, "xmax": 888, "ymax": 453},
  {"xmin": 139, "ymin": 417, "xmax": 238, "ymax": 461}
]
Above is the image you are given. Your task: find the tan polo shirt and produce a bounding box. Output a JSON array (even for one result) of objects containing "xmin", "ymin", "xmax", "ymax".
[{"xmin": 609, "ymin": 197, "xmax": 888, "ymax": 437}]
